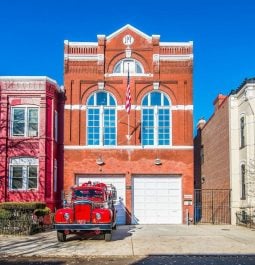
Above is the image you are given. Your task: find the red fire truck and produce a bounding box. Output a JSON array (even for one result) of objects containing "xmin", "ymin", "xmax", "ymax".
[{"xmin": 54, "ymin": 181, "xmax": 117, "ymax": 242}]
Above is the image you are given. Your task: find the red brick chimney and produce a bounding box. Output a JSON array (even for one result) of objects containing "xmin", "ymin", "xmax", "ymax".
[{"xmin": 213, "ymin": 94, "xmax": 227, "ymax": 111}]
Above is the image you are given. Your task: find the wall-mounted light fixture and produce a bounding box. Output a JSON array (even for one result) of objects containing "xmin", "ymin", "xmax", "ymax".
[
  {"xmin": 154, "ymin": 158, "xmax": 162, "ymax": 165},
  {"xmin": 96, "ymin": 157, "xmax": 104, "ymax": 165}
]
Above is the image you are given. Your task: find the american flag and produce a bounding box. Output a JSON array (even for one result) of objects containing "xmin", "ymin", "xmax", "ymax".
[{"xmin": 125, "ymin": 69, "xmax": 131, "ymax": 114}]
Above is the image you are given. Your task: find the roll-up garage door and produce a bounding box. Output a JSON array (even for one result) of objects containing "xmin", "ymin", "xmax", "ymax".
[{"xmin": 132, "ymin": 175, "xmax": 182, "ymax": 224}]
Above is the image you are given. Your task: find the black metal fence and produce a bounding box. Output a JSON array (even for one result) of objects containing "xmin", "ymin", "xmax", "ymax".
[
  {"xmin": 0, "ymin": 209, "xmax": 54, "ymax": 235},
  {"xmin": 194, "ymin": 189, "xmax": 231, "ymax": 224},
  {"xmin": 236, "ymin": 208, "xmax": 255, "ymax": 229}
]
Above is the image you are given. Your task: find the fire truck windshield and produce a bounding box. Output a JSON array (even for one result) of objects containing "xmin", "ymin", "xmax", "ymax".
[{"xmin": 74, "ymin": 189, "xmax": 103, "ymax": 199}]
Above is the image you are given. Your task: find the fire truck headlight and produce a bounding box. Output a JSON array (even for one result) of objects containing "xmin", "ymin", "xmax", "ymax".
[
  {"xmin": 64, "ymin": 213, "xmax": 70, "ymax": 221},
  {"xmin": 95, "ymin": 213, "xmax": 102, "ymax": 220}
]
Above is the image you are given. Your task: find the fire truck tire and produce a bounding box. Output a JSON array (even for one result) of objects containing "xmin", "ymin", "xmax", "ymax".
[
  {"xmin": 57, "ymin": 231, "xmax": 66, "ymax": 242},
  {"xmin": 104, "ymin": 231, "xmax": 112, "ymax": 241}
]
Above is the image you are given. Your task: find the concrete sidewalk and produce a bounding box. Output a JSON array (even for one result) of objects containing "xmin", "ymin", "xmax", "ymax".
[{"xmin": 0, "ymin": 225, "xmax": 255, "ymax": 258}]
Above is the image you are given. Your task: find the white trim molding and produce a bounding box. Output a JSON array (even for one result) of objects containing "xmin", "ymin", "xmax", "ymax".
[
  {"xmin": 64, "ymin": 54, "xmax": 98, "ymax": 61},
  {"xmin": 160, "ymin": 41, "xmax": 193, "ymax": 47},
  {"xmin": 64, "ymin": 145, "xmax": 193, "ymax": 150},
  {"xmin": 64, "ymin": 104, "xmax": 193, "ymax": 111},
  {"xmin": 160, "ymin": 54, "xmax": 193, "ymax": 61}
]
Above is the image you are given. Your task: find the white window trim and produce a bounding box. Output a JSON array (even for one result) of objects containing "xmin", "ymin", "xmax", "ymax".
[
  {"xmin": 86, "ymin": 92, "xmax": 117, "ymax": 147},
  {"xmin": 9, "ymin": 157, "xmax": 39, "ymax": 191},
  {"xmin": 10, "ymin": 105, "xmax": 39, "ymax": 138},
  {"xmin": 86, "ymin": 106, "xmax": 117, "ymax": 146},
  {"xmin": 141, "ymin": 106, "xmax": 172, "ymax": 146},
  {"xmin": 141, "ymin": 92, "xmax": 172, "ymax": 146}
]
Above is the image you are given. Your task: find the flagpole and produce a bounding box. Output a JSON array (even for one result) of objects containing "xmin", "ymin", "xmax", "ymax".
[
  {"xmin": 128, "ymin": 112, "xmax": 130, "ymax": 144},
  {"xmin": 127, "ymin": 63, "xmax": 130, "ymax": 144}
]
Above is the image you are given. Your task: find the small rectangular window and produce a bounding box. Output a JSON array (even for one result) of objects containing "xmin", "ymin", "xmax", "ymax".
[
  {"xmin": 11, "ymin": 166, "xmax": 23, "ymax": 189},
  {"xmin": 241, "ymin": 164, "xmax": 246, "ymax": 200},
  {"xmin": 240, "ymin": 116, "xmax": 245, "ymax": 148},
  {"xmin": 13, "ymin": 109, "xmax": 25, "ymax": 136},
  {"xmin": 54, "ymin": 111, "xmax": 58, "ymax": 141},
  {"xmin": 9, "ymin": 158, "xmax": 38, "ymax": 190},
  {"xmin": 11, "ymin": 107, "xmax": 39, "ymax": 137}
]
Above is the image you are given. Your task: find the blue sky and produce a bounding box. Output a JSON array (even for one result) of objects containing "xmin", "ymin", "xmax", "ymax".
[{"xmin": 1, "ymin": 0, "xmax": 255, "ymax": 128}]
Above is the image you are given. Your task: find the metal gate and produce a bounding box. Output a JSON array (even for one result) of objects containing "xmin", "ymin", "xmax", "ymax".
[{"xmin": 194, "ymin": 189, "xmax": 231, "ymax": 224}]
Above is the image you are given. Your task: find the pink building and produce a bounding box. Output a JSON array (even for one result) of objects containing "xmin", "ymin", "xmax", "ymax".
[{"xmin": 0, "ymin": 76, "xmax": 64, "ymax": 210}]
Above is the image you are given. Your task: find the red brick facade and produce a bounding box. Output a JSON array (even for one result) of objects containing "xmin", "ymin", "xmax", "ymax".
[
  {"xmin": 0, "ymin": 77, "xmax": 64, "ymax": 210},
  {"xmin": 63, "ymin": 25, "xmax": 194, "ymax": 224},
  {"xmin": 194, "ymin": 94, "xmax": 230, "ymax": 224},
  {"xmin": 194, "ymin": 95, "xmax": 230, "ymax": 190}
]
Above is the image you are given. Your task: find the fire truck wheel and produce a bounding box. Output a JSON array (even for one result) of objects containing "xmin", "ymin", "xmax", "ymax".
[
  {"xmin": 104, "ymin": 231, "xmax": 112, "ymax": 241},
  {"xmin": 57, "ymin": 231, "xmax": 66, "ymax": 242}
]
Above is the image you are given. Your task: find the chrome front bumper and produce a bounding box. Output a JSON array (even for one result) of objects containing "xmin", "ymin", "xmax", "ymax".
[{"xmin": 54, "ymin": 223, "xmax": 112, "ymax": 230}]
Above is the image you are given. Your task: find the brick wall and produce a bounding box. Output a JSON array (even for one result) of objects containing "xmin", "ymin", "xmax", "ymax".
[
  {"xmin": 63, "ymin": 25, "xmax": 194, "ymax": 223},
  {"xmin": 200, "ymin": 95, "xmax": 230, "ymax": 189}
]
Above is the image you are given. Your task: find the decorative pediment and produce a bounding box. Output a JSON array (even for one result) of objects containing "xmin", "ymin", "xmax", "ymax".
[{"xmin": 107, "ymin": 24, "xmax": 151, "ymax": 41}]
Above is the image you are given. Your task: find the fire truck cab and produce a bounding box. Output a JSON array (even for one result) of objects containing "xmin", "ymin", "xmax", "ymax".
[{"xmin": 54, "ymin": 181, "xmax": 117, "ymax": 242}]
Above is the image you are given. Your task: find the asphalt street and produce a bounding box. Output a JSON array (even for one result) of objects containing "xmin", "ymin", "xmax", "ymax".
[
  {"xmin": 1, "ymin": 225, "xmax": 255, "ymax": 264},
  {"xmin": 1, "ymin": 255, "xmax": 255, "ymax": 265}
]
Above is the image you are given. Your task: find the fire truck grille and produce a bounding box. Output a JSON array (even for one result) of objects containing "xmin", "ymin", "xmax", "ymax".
[{"xmin": 74, "ymin": 201, "xmax": 92, "ymax": 223}]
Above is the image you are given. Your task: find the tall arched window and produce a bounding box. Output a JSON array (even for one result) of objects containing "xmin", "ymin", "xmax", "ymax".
[
  {"xmin": 113, "ymin": 59, "xmax": 144, "ymax": 74},
  {"xmin": 141, "ymin": 91, "xmax": 171, "ymax": 146},
  {"xmin": 87, "ymin": 91, "xmax": 117, "ymax": 146}
]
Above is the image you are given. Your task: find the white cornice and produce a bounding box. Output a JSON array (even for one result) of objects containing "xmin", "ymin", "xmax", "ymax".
[
  {"xmin": 0, "ymin": 76, "xmax": 58, "ymax": 85},
  {"xmin": 64, "ymin": 54, "xmax": 98, "ymax": 61},
  {"xmin": 160, "ymin": 54, "xmax": 193, "ymax": 61},
  {"xmin": 67, "ymin": 42, "xmax": 98, "ymax": 46},
  {"xmin": 160, "ymin": 41, "xmax": 193, "ymax": 46},
  {"xmin": 106, "ymin": 24, "xmax": 151, "ymax": 41}
]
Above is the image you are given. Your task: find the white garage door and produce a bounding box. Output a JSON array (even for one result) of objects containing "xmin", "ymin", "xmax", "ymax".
[
  {"xmin": 76, "ymin": 175, "xmax": 126, "ymax": 225},
  {"xmin": 132, "ymin": 176, "xmax": 182, "ymax": 224}
]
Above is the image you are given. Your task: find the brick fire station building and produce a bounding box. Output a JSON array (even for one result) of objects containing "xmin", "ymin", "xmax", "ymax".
[{"xmin": 63, "ymin": 25, "xmax": 194, "ymax": 224}]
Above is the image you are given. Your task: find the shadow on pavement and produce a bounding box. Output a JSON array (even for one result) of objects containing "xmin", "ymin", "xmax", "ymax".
[
  {"xmin": 0, "ymin": 258, "xmax": 65, "ymax": 265},
  {"xmin": 59, "ymin": 225, "xmax": 136, "ymax": 242}
]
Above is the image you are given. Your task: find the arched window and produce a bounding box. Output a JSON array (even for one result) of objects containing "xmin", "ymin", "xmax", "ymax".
[
  {"xmin": 113, "ymin": 59, "xmax": 144, "ymax": 74},
  {"xmin": 87, "ymin": 91, "xmax": 117, "ymax": 146},
  {"xmin": 141, "ymin": 91, "xmax": 171, "ymax": 146}
]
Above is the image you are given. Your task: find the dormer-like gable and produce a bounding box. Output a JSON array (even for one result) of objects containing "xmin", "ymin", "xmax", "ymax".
[{"xmin": 106, "ymin": 24, "xmax": 153, "ymax": 50}]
